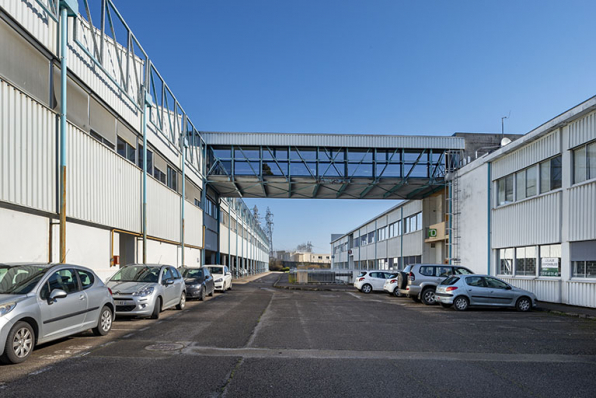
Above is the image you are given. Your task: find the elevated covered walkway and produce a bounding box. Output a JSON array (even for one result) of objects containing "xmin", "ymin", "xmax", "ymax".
[{"xmin": 204, "ymin": 132, "xmax": 464, "ymax": 200}]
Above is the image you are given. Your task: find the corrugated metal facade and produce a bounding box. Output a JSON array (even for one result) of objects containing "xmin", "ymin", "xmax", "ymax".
[
  {"xmin": 146, "ymin": 178, "xmax": 180, "ymax": 242},
  {"xmin": 0, "ymin": 0, "xmax": 58, "ymax": 54},
  {"xmin": 567, "ymin": 281, "xmax": 596, "ymax": 308},
  {"xmin": 568, "ymin": 110, "xmax": 596, "ymax": 149},
  {"xmin": 568, "ymin": 181, "xmax": 596, "ymax": 241},
  {"xmin": 0, "ymin": 81, "xmax": 56, "ymax": 213},
  {"xmin": 184, "ymin": 200, "xmax": 203, "ymax": 247},
  {"xmin": 491, "ymin": 192, "xmax": 561, "ymax": 248},
  {"xmin": 203, "ymin": 132, "xmax": 465, "ymax": 149},
  {"xmin": 492, "ymin": 130, "xmax": 560, "ymax": 180},
  {"xmin": 67, "ymin": 123, "xmax": 141, "ymax": 232}
]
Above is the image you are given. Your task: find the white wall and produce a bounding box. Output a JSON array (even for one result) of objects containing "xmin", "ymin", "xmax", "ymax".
[{"xmin": 0, "ymin": 208, "xmax": 49, "ymax": 263}]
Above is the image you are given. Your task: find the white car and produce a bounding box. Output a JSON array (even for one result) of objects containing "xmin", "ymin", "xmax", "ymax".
[
  {"xmin": 353, "ymin": 271, "xmax": 396, "ymax": 294},
  {"xmin": 205, "ymin": 265, "xmax": 232, "ymax": 292},
  {"xmin": 383, "ymin": 274, "xmax": 401, "ymax": 297}
]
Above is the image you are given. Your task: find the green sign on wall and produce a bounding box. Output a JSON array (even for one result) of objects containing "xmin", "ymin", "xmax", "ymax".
[{"xmin": 428, "ymin": 228, "xmax": 437, "ymax": 238}]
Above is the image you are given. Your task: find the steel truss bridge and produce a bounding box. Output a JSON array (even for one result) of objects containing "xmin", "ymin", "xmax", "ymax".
[{"xmin": 204, "ymin": 133, "xmax": 464, "ymax": 200}]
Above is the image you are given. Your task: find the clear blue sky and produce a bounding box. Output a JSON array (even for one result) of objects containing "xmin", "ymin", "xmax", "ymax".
[{"xmin": 114, "ymin": 0, "xmax": 596, "ymax": 252}]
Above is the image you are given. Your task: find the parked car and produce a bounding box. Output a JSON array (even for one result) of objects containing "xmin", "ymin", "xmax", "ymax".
[
  {"xmin": 354, "ymin": 271, "xmax": 396, "ymax": 294},
  {"xmin": 107, "ymin": 264, "xmax": 185, "ymax": 319},
  {"xmin": 383, "ymin": 274, "xmax": 403, "ymax": 297},
  {"xmin": 0, "ymin": 263, "xmax": 114, "ymax": 364},
  {"xmin": 180, "ymin": 267, "xmax": 214, "ymax": 300},
  {"xmin": 435, "ymin": 275, "xmax": 537, "ymax": 311},
  {"xmin": 205, "ymin": 265, "xmax": 232, "ymax": 292},
  {"xmin": 398, "ymin": 264, "xmax": 474, "ymax": 305}
]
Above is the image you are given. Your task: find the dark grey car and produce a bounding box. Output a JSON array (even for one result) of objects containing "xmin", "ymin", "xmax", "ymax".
[
  {"xmin": 0, "ymin": 263, "xmax": 115, "ymax": 364},
  {"xmin": 180, "ymin": 267, "xmax": 215, "ymax": 300}
]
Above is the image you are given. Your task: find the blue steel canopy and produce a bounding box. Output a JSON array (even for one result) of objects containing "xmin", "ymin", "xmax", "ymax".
[{"xmin": 203, "ymin": 133, "xmax": 465, "ymax": 200}]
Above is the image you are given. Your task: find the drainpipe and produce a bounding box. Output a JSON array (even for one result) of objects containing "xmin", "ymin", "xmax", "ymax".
[
  {"xmin": 141, "ymin": 88, "xmax": 153, "ymax": 264},
  {"xmin": 448, "ymin": 178, "xmax": 453, "ymax": 265},
  {"xmin": 58, "ymin": 0, "xmax": 77, "ymax": 263},
  {"xmin": 400, "ymin": 206, "xmax": 404, "ymax": 269},
  {"xmin": 487, "ymin": 162, "xmax": 492, "ymax": 274},
  {"xmin": 216, "ymin": 197, "xmax": 221, "ymax": 264},
  {"xmin": 181, "ymin": 136, "xmax": 188, "ymax": 267}
]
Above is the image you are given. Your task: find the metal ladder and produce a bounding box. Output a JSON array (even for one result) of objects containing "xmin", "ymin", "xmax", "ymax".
[{"xmin": 445, "ymin": 151, "xmax": 462, "ymax": 265}]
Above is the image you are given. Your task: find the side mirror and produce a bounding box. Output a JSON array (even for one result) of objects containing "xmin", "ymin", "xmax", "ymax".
[
  {"xmin": 226, "ymin": 272, "xmax": 231, "ymax": 276},
  {"xmin": 505, "ymin": 286, "xmax": 512, "ymax": 290},
  {"xmin": 163, "ymin": 278, "xmax": 174, "ymax": 286},
  {"xmin": 49, "ymin": 289, "xmax": 68, "ymax": 303}
]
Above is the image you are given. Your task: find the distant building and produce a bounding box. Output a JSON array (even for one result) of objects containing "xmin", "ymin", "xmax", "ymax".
[{"xmin": 274, "ymin": 251, "xmax": 331, "ymax": 268}]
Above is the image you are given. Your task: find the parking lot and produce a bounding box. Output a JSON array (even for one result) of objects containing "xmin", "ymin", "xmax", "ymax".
[{"xmin": 1, "ymin": 273, "xmax": 596, "ymax": 397}]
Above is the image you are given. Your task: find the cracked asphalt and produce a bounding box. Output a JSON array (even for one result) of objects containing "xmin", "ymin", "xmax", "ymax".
[{"xmin": 1, "ymin": 273, "xmax": 596, "ymax": 397}]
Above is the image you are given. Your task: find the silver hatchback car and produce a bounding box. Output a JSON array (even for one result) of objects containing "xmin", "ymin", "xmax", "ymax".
[
  {"xmin": 0, "ymin": 263, "xmax": 115, "ymax": 364},
  {"xmin": 107, "ymin": 264, "xmax": 186, "ymax": 319},
  {"xmin": 435, "ymin": 274, "xmax": 537, "ymax": 311}
]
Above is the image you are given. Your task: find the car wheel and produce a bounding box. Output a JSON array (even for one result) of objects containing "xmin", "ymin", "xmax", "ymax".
[
  {"xmin": 361, "ymin": 284, "xmax": 372, "ymax": 294},
  {"xmin": 228, "ymin": 282, "xmax": 232, "ymax": 291},
  {"xmin": 516, "ymin": 296, "xmax": 532, "ymax": 312},
  {"xmin": 453, "ymin": 296, "xmax": 469, "ymax": 311},
  {"xmin": 421, "ymin": 288, "xmax": 437, "ymax": 305},
  {"xmin": 176, "ymin": 291, "xmax": 186, "ymax": 310},
  {"xmin": 0, "ymin": 321, "xmax": 35, "ymax": 364},
  {"xmin": 150, "ymin": 297, "xmax": 162, "ymax": 319},
  {"xmin": 393, "ymin": 288, "xmax": 401, "ymax": 297},
  {"xmin": 440, "ymin": 303, "xmax": 452, "ymax": 309},
  {"xmin": 92, "ymin": 306, "xmax": 113, "ymax": 336},
  {"xmin": 209, "ymin": 287, "xmax": 214, "ymax": 297},
  {"xmin": 199, "ymin": 287, "xmax": 205, "ymax": 301}
]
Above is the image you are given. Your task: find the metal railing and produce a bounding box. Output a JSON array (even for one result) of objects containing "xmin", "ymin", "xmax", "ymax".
[{"xmin": 289, "ymin": 269, "xmax": 355, "ymax": 284}]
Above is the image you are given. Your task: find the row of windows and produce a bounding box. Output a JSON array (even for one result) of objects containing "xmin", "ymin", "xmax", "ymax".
[
  {"xmin": 573, "ymin": 141, "xmax": 596, "ymax": 184},
  {"xmin": 350, "ymin": 213, "xmax": 423, "ymax": 248},
  {"xmin": 354, "ymin": 256, "xmax": 422, "ymax": 271},
  {"xmin": 498, "ymin": 244, "xmax": 561, "ymax": 277},
  {"xmin": 497, "ymin": 156, "xmax": 561, "ymax": 206}
]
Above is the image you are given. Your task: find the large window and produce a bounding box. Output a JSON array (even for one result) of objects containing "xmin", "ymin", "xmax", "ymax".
[
  {"xmin": 154, "ymin": 167, "xmax": 166, "ymax": 184},
  {"xmin": 497, "ymin": 174, "xmax": 514, "ymax": 205},
  {"xmin": 573, "ymin": 141, "xmax": 596, "ymax": 184},
  {"xmin": 498, "ymin": 248, "xmax": 514, "ymax": 275},
  {"xmin": 515, "ymin": 246, "xmax": 537, "ymax": 276},
  {"xmin": 539, "ymin": 244, "xmax": 561, "ymax": 277},
  {"xmin": 404, "ymin": 213, "xmax": 422, "ymax": 234},
  {"xmin": 540, "ymin": 156, "xmax": 562, "ymax": 193},
  {"xmin": 137, "ymin": 145, "xmax": 154, "ymax": 174},
  {"xmin": 571, "ymin": 240, "xmax": 596, "ymax": 278},
  {"xmin": 167, "ymin": 165, "xmax": 178, "ymax": 191},
  {"xmin": 117, "ymin": 137, "xmax": 135, "ymax": 163},
  {"xmin": 516, "ymin": 165, "xmax": 537, "ymax": 201},
  {"xmin": 367, "ymin": 231, "xmax": 375, "ymax": 244},
  {"xmin": 573, "ymin": 261, "xmax": 596, "ymax": 278}
]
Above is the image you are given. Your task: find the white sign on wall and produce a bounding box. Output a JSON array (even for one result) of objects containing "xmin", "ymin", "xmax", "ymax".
[{"xmin": 541, "ymin": 257, "xmax": 559, "ymax": 269}]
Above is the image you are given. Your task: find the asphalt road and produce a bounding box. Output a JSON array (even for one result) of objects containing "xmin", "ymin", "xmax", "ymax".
[{"xmin": 2, "ymin": 273, "xmax": 596, "ymax": 397}]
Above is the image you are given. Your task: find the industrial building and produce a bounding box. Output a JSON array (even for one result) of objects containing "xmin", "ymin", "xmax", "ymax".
[{"xmin": 332, "ymin": 99, "xmax": 596, "ymax": 308}]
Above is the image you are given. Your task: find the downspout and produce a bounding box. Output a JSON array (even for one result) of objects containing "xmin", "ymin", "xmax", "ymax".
[
  {"xmin": 216, "ymin": 198, "xmax": 221, "ymax": 264},
  {"xmin": 58, "ymin": 4, "xmax": 69, "ymax": 263},
  {"xmin": 141, "ymin": 89, "xmax": 152, "ymax": 264},
  {"xmin": 228, "ymin": 199, "xmax": 231, "ymax": 271},
  {"xmin": 181, "ymin": 136, "xmax": 187, "ymax": 267},
  {"xmin": 400, "ymin": 206, "xmax": 404, "ymax": 269},
  {"xmin": 487, "ymin": 162, "xmax": 492, "ymax": 275},
  {"xmin": 201, "ymin": 143, "xmax": 207, "ymax": 266},
  {"xmin": 448, "ymin": 177, "xmax": 453, "ymax": 265},
  {"xmin": 374, "ymin": 220, "xmax": 378, "ymax": 270}
]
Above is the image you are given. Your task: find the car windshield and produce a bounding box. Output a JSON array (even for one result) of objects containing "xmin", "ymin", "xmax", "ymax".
[
  {"xmin": 207, "ymin": 267, "xmax": 223, "ymax": 275},
  {"xmin": 182, "ymin": 268, "xmax": 203, "ymax": 279},
  {"xmin": 454, "ymin": 268, "xmax": 474, "ymax": 275},
  {"xmin": 440, "ymin": 276, "xmax": 460, "ymax": 285},
  {"xmin": 110, "ymin": 266, "xmax": 161, "ymax": 283},
  {"xmin": 388, "ymin": 274, "xmax": 398, "ymax": 278},
  {"xmin": 0, "ymin": 265, "xmax": 49, "ymax": 294}
]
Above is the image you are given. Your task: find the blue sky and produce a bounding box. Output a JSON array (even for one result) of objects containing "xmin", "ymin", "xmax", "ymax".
[{"xmin": 114, "ymin": 0, "xmax": 596, "ymax": 252}]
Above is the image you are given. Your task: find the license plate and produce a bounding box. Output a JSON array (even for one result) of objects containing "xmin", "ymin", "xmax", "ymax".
[{"xmin": 116, "ymin": 300, "xmax": 131, "ymax": 306}]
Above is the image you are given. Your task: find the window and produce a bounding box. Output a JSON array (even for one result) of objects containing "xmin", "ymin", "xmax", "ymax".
[
  {"xmin": 571, "ymin": 240, "xmax": 596, "ymax": 278},
  {"xmin": 117, "ymin": 137, "xmax": 135, "ymax": 163},
  {"xmin": 162, "ymin": 267, "xmax": 173, "ymax": 282},
  {"xmin": 76, "ymin": 269, "xmax": 95, "ymax": 290},
  {"xmin": 574, "ymin": 141, "xmax": 596, "ymax": 184},
  {"xmin": 498, "ymin": 248, "xmax": 514, "ymax": 275},
  {"xmin": 466, "ymin": 276, "xmax": 486, "ymax": 287},
  {"xmin": 540, "ymin": 156, "xmax": 562, "ymax": 193},
  {"xmin": 154, "ymin": 167, "xmax": 166, "ymax": 184},
  {"xmin": 40, "ymin": 269, "xmax": 80, "ymax": 300},
  {"xmin": 485, "ymin": 277, "xmax": 509, "ymax": 289},
  {"xmin": 167, "ymin": 165, "xmax": 178, "ymax": 191},
  {"xmin": 539, "ymin": 244, "xmax": 561, "ymax": 277},
  {"xmin": 90, "ymin": 129, "xmax": 115, "ymax": 149},
  {"xmin": 367, "ymin": 231, "xmax": 375, "ymax": 244},
  {"xmin": 516, "ymin": 246, "xmax": 536, "ymax": 276},
  {"xmin": 573, "ymin": 261, "xmax": 596, "ymax": 278},
  {"xmin": 515, "ymin": 165, "xmax": 538, "ymax": 201},
  {"xmin": 497, "ymin": 174, "xmax": 514, "ymax": 205},
  {"xmin": 138, "ymin": 145, "xmax": 154, "ymax": 174},
  {"xmin": 419, "ymin": 266, "xmax": 435, "ymax": 276}
]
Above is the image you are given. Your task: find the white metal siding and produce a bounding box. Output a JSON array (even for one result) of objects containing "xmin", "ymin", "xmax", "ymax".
[
  {"xmin": 492, "ymin": 192, "xmax": 561, "ymax": 248},
  {"xmin": 147, "ymin": 178, "xmax": 180, "ymax": 242},
  {"xmin": 402, "ymin": 231, "xmax": 423, "ymax": 255},
  {"xmin": 386, "ymin": 237, "xmax": 402, "ymax": 258},
  {"xmin": 568, "ymin": 181, "xmax": 596, "ymax": 241},
  {"xmin": 492, "ymin": 130, "xmax": 560, "ymax": 180},
  {"xmin": 203, "ymin": 132, "xmax": 465, "ymax": 149},
  {"xmin": 67, "ymin": 124, "xmax": 141, "ymax": 231},
  {"xmin": 185, "ymin": 200, "xmax": 203, "ymax": 247},
  {"xmin": 230, "ymin": 232, "xmax": 237, "ymax": 256},
  {"xmin": 568, "ymin": 111, "xmax": 596, "ymax": 149},
  {"xmin": 0, "ymin": 0, "xmax": 58, "ymax": 54},
  {"xmin": 500, "ymin": 278, "xmax": 561, "ymax": 303},
  {"xmin": 567, "ymin": 281, "xmax": 596, "ymax": 308},
  {"xmin": 0, "ymin": 81, "xmax": 56, "ymax": 213}
]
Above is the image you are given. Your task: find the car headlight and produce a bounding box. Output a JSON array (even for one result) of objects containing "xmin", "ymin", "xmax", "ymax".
[
  {"xmin": 133, "ymin": 287, "xmax": 155, "ymax": 297},
  {"xmin": 0, "ymin": 302, "xmax": 16, "ymax": 317},
  {"xmin": 215, "ymin": 278, "xmax": 223, "ymax": 283}
]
